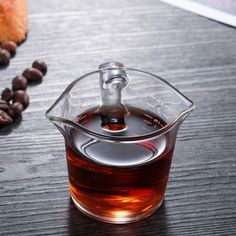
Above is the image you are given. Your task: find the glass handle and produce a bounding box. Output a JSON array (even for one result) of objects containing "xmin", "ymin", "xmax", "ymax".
[{"xmin": 98, "ymin": 62, "xmax": 129, "ymax": 132}]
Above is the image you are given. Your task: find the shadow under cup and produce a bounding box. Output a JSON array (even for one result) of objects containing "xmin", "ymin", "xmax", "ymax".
[{"xmin": 46, "ymin": 65, "xmax": 194, "ymax": 223}]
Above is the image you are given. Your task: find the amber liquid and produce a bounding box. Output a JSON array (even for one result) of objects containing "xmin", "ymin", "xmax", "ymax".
[{"xmin": 66, "ymin": 106, "xmax": 174, "ymax": 222}]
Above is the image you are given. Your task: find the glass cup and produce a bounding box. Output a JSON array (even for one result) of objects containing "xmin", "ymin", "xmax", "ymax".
[{"xmin": 46, "ymin": 62, "xmax": 195, "ymax": 224}]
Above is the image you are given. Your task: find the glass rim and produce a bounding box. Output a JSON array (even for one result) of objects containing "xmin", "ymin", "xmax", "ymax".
[{"xmin": 46, "ymin": 68, "xmax": 195, "ymax": 143}]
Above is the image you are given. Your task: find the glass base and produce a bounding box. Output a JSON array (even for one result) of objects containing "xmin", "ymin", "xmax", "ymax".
[{"xmin": 71, "ymin": 195, "xmax": 164, "ymax": 224}]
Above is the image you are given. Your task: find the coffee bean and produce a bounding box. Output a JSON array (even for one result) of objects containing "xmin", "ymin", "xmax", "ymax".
[
  {"xmin": 1, "ymin": 41, "xmax": 17, "ymax": 56},
  {"xmin": 0, "ymin": 49, "xmax": 10, "ymax": 66},
  {"xmin": 23, "ymin": 68, "xmax": 43, "ymax": 83},
  {"xmin": 0, "ymin": 109, "xmax": 13, "ymax": 125},
  {"xmin": 1, "ymin": 88, "xmax": 14, "ymax": 102},
  {"xmin": 14, "ymin": 90, "xmax": 29, "ymax": 108},
  {"xmin": 12, "ymin": 75, "xmax": 28, "ymax": 91},
  {"xmin": 32, "ymin": 60, "xmax": 47, "ymax": 75},
  {"xmin": 7, "ymin": 102, "xmax": 23, "ymax": 119},
  {"xmin": 0, "ymin": 99, "xmax": 10, "ymax": 110}
]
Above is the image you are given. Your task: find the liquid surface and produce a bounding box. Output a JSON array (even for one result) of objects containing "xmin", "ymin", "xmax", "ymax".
[
  {"xmin": 71, "ymin": 106, "xmax": 167, "ymax": 167},
  {"xmin": 65, "ymin": 106, "xmax": 174, "ymax": 222},
  {"xmin": 77, "ymin": 106, "xmax": 165, "ymax": 137}
]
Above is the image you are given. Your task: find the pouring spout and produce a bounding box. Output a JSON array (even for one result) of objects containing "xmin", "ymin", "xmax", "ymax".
[
  {"xmin": 174, "ymin": 102, "xmax": 195, "ymax": 128},
  {"xmin": 45, "ymin": 92, "xmax": 71, "ymax": 136},
  {"xmin": 163, "ymin": 88, "xmax": 195, "ymax": 131}
]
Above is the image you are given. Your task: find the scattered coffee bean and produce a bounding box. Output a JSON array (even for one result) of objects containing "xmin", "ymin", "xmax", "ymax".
[
  {"xmin": 12, "ymin": 75, "xmax": 28, "ymax": 91},
  {"xmin": 0, "ymin": 59, "xmax": 47, "ymax": 127},
  {"xmin": 0, "ymin": 99, "xmax": 10, "ymax": 110},
  {"xmin": 23, "ymin": 68, "xmax": 43, "ymax": 83},
  {"xmin": 1, "ymin": 88, "xmax": 14, "ymax": 102},
  {"xmin": 0, "ymin": 109, "xmax": 13, "ymax": 125},
  {"xmin": 7, "ymin": 102, "xmax": 23, "ymax": 119},
  {"xmin": 1, "ymin": 41, "xmax": 17, "ymax": 56},
  {"xmin": 0, "ymin": 49, "xmax": 11, "ymax": 66},
  {"xmin": 14, "ymin": 90, "xmax": 29, "ymax": 108},
  {"xmin": 32, "ymin": 60, "xmax": 47, "ymax": 75}
]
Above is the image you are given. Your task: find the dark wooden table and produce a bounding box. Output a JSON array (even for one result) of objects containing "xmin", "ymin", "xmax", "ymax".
[{"xmin": 1, "ymin": 0, "xmax": 236, "ymax": 235}]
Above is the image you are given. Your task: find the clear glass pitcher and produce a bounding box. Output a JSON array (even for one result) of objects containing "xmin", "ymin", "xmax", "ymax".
[{"xmin": 46, "ymin": 62, "xmax": 195, "ymax": 224}]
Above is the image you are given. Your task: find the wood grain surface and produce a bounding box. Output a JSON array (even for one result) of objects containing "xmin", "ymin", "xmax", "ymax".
[{"xmin": 0, "ymin": 0, "xmax": 236, "ymax": 235}]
